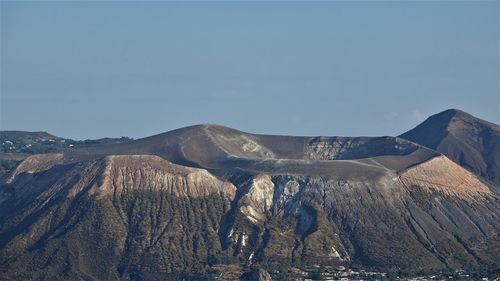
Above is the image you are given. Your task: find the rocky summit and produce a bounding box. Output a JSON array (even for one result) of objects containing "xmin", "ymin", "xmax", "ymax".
[{"xmin": 0, "ymin": 109, "xmax": 499, "ymax": 280}]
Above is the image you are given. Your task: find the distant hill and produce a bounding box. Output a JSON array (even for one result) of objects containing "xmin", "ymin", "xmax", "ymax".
[
  {"xmin": 0, "ymin": 131, "xmax": 133, "ymax": 176},
  {"xmin": 400, "ymin": 109, "xmax": 500, "ymax": 184},
  {"xmin": 0, "ymin": 131, "xmax": 133, "ymax": 154}
]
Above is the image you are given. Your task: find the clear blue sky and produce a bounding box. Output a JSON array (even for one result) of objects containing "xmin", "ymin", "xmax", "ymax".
[{"xmin": 1, "ymin": 1, "xmax": 498, "ymax": 140}]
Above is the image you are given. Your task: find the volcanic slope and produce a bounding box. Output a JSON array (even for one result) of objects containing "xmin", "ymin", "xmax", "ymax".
[
  {"xmin": 400, "ymin": 109, "xmax": 500, "ymax": 185},
  {"xmin": 0, "ymin": 116, "xmax": 499, "ymax": 280},
  {"xmin": 62, "ymin": 124, "xmax": 439, "ymax": 176}
]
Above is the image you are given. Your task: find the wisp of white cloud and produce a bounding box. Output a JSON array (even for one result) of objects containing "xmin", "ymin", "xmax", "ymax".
[{"xmin": 410, "ymin": 110, "xmax": 426, "ymax": 122}]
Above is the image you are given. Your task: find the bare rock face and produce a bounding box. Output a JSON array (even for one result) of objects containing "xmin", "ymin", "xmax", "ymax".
[
  {"xmin": 306, "ymin": 136, "xmax": 417, "ymax": 160},
  {"xmin": 398, "ymin": 155, "xmax": 491, "ymax": 199},
  {"xmin": 96, "ymin": 155, "xmax": 236, "ymax": 199},
  {"xmin": 273, "ymin": 178, "xmax": 300, "ymax": 210},
  {"xmin": 6, "ymin": 153, "xmax": 63, "ymax": 184},
  {"xmin": 239, "ymin": 175, "xmax": 275, "ymax": 223}
]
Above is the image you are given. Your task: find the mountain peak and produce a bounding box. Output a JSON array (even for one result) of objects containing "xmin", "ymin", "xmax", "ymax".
[
  {"xmin": 185, "ymin": 123, "xmax": 233, "ymax": 130},
  {"xmin": 440, "ymin": 108, "xmax": 466, "ymax": 115},
  {"xmin": 439, "ymin": 108, "xmax": 474, "ymax": 122},
  {"xmin": 400, "ymin": 108, "xmax": 500, "ymax": 184},
  {"xmin": 427, "ymin": 108, "xmax": 497, "ymax": 129}
]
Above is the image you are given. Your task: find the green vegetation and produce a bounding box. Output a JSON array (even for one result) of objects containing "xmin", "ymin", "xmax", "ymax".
[
  {"xmin": 207, "ymin": 253, "xmax": 239, "ymax": 265},
  {"xmin": 0, "ymin": 159, "xmax": 19, "ymax": 176}
]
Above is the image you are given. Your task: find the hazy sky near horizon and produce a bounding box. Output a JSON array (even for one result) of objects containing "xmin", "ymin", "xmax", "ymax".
[{"xmin": 1, "ymin": 1, "xmax": 499, "ymax": 140}]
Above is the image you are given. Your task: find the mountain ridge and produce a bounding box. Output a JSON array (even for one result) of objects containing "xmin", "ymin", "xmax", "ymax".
[{"xmin": 0, "ymin": 109, "xmax": 498, "ymax": 280}]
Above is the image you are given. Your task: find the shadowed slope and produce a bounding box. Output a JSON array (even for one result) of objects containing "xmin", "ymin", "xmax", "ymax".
[{"xmin": 400, "ymin": 109, "xmax": 500, "ymax": 184}]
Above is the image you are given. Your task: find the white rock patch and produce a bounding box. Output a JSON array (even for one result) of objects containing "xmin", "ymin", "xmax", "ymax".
[
  {"xmin": 240, "ymin": 175, "xmax": 275, "ymax": 223},
  {"xmin": 241, "ymin": 233, "xmax": 248, "ymax": 247},
  {"xmin": 330, "ymin": 246, "xmax": 342, "ymax": 259}
]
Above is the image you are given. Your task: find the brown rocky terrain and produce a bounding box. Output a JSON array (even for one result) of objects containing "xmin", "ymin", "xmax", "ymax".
[
  {"xmin": 400, "ymin": 109, "xmax": 500, "ymax": 185},
  {"xmin": 0, "ymin": 109, "xmax": 498, "ymax": 280}
]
